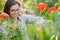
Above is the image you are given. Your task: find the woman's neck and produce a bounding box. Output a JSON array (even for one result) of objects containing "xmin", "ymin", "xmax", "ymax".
[
  {"xmin": 12, "ymin": 17, "xmax": 18, "ymax": 24},
  {"xmin": 11, "ymin": 17, "xmax": 18, "ymax": 30}
]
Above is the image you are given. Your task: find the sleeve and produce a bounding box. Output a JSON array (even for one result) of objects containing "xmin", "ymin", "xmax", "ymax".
[
  {"xmin": 18, "ymin": 14, "xmax": 29, "ymax": 40},
  {"xmin": 19, "ymin": 14, "xmax": 45, "ymax": 27},
  {"xmin": 3, "ymin": 21, "xmax": 8, "ymax": 28},
  {"xmin": 18, "ymin": 14, "xmax": 27, "ymax": 32},
  {"xmin": 21, "ymin": 14, "xmax": 46, "ymax": 27},
  {"xmin": 0, "ymin": 21, "xmax": 8, "ymax": 36},
  {"xmin": 34, "ymin": 17, "xmax": 45, "ymax": 27},
  {"xmin": 20, "ymin": 14, "xmax": 36, "ymax": 22}
]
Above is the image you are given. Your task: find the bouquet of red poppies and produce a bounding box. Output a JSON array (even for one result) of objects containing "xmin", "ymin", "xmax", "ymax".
[{"xmin": 0, "ymin": 12, "xmax": 9, "ymax": 25}]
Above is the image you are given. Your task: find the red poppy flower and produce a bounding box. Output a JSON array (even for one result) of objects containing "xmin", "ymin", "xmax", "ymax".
[
  {"xmin": 0, "ymin": 12, "xmax": 9, "ymax": 23},
  {"xmin": 37, "ymin": 3, "xmax": 47, "ymax": 11},
  {"xmin": 0, "ymin": 12, "xmax": 9, "ymax": 19},
  {"xmin": 48, "ymin": 7, "xmax": 57, "ymax": 14}
]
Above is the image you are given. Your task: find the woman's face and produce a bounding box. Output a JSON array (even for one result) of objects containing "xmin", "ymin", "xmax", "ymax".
[{"xmin": 9, "ymin": 4, "xmax": 20, "ymax": 19}]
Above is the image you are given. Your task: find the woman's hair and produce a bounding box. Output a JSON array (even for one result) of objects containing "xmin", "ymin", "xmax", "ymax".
[{"xmin": 3, "ymin": 0, "xmax": 21, "ymax": 15}]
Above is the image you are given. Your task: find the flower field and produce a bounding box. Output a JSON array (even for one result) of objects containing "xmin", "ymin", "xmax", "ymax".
[{"xmin": 0, "ymin": 0, "xmax": 60, "ymax": 40}]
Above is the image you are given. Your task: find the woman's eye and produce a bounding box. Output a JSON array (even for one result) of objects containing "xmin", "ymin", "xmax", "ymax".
[
  {"xmin": 11, "ymin": 10, "xmax": 15, "ymax": 12},
  {"xmin": 10, "ymin": 9, "xmax": 20, "ymax": 12},
  {"xmin": 16, "ymin": 9, "xmax": 20, "ymax": 11}
]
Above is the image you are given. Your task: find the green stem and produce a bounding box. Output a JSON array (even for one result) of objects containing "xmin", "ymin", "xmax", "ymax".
[{"xmin": 40, "ymin": 10, "xmax": 43, "ymax": 16}]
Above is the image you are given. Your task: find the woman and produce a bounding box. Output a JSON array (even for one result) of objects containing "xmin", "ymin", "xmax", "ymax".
[{"xmin": 2, "ymin": 0, "xmax": 29, "ymax": 40}]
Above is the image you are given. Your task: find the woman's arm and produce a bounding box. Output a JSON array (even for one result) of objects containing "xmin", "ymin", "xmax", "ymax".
[
  {"xmin": 19, "ymin": 14, "xmax": 45, "ymax": 27},
  {"xmin": 0, "ymin": 21, "xmax": 8, "ymax": 36},
  {"xmin": 22, "ymin": 14, "xmax": 45, "ymax": 27}
]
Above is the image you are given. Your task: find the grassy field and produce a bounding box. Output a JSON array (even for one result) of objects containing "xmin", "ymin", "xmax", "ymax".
[{"xmin": 0, "ymin": 20, "xmax": 60, "ymax": 40}]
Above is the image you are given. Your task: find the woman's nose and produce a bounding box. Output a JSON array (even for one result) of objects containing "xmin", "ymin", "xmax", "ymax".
[
  {"xmin": 15, "ymin": 10, "xmax": 18, "ymax": 14},
  {"xmin": 15, "ymin": 11, "xmax": 18, "ymax": 14}
]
